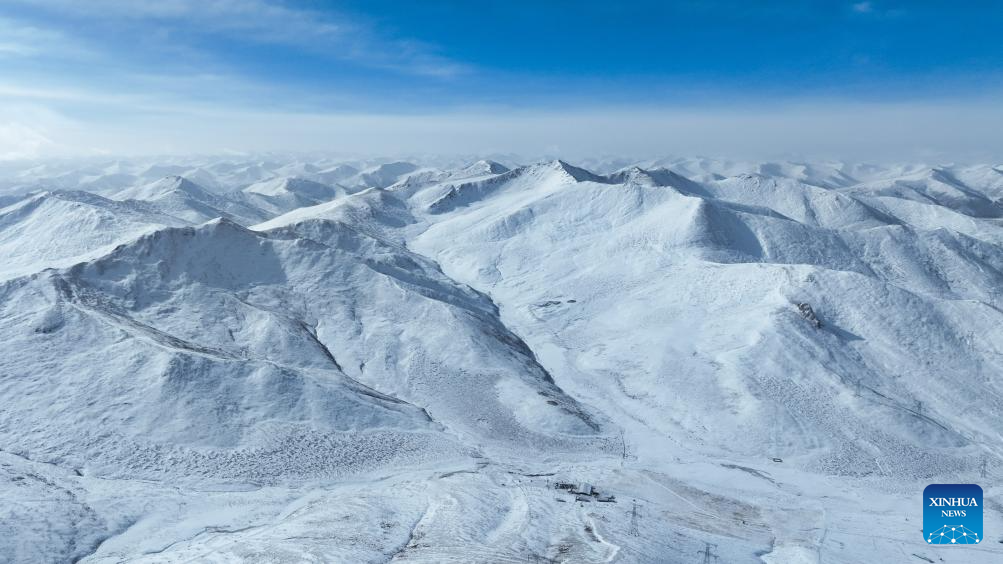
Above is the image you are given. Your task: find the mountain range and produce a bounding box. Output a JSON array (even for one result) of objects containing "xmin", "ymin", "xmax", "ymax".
[{"xmin": 1, "ymin": 155, "xmax": 1000, "ymax": 563}]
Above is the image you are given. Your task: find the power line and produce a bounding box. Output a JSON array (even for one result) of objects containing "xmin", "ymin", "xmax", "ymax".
[{"xmin": 697, "ymin": 542, "xmax": 719, "ymax": 563}]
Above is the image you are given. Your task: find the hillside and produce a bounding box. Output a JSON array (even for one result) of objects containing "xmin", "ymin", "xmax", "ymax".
[
  {"xmin": 0, "ymin": 156, "xmax": 1001, "ymax": 563},
  {"xmin": 0, "ymin": 190, "xmax": 187, "ymax": 280}
]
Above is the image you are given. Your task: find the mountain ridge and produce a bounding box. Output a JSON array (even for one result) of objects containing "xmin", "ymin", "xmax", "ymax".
[{"xmin": 1, "ymin": 156, "xmax": 1001, "ymax": 563}]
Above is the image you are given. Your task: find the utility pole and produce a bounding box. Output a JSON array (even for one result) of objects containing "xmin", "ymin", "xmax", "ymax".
[
  {"xmin": 697, "ymin": 542, "xmax": 719, "ymax": 563},
  {"xmin": 629, "ymin": 500, "xmax": 640, "ymax": 536},
  {"xmin": 620, "ymin": 430, "xmax": 628, "ymax": 467}
]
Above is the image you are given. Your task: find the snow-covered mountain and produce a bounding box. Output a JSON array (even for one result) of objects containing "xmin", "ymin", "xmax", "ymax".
[
  {"xmin": 240, "ymin": 176, "xmax": 349, "ymax": 215},
  {"xmin": 0, "ymin": 190, "xmax": 187, "ymax": 280},
  {"xmin": 1, "ymin": 156, "xmax": 1001, "ymax": 563},
  {"xmin": 350, "ymin": 161, "xmax": 421, "ymax": 188},
  {"xmin": 113, "ymin": 175, "xmax": 270, "ymax": 225},
  {"xmin": 411, "ymin": 160, "xmax": 1002, "ymax": 472}
]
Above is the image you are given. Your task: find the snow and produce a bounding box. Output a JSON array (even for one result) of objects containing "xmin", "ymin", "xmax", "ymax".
[
  {"xmin": 0, "ymin": 190, "xmax": 188, "ymax": 281},
  {"xmin": 111, "ymin": 175, "xmax": 270, "ymax": 225},
  {"xmin": 240, "ymin": 177, "xmax": 348, "ymax": 215},
  {"xmin": 0, "ymin": 155, "xmax": 1001, "ymax": 563}
]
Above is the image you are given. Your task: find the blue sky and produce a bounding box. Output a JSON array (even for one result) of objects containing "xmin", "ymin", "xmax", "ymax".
[{"xmin": 0, "ymin": 0, "xmax": 1001, "ymax": 159}]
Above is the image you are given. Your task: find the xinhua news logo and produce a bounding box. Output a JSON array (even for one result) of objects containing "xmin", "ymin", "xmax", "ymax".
[{"xmin": 923, "ymin": 484, "xmax": 983, "ymax": 545}]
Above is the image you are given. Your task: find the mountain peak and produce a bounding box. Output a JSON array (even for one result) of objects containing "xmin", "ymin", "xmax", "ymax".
[
  {"xmin": 605, "ymin": 166, "xmax": 692, "ymax": 188},
  {"xmin": 241, "ymin": 177, "xmax": 344, "ymax": 217},
  {"xmin": 114, "ymin": 175, "xmax": 214, "ymax": 202},
  {"xmin": 529, "ymin": 159, "xmax": 607, "ymax": 183},
  {"xmin": 462, "ymin": 159, "xmax": 509, "ymax": 176}
]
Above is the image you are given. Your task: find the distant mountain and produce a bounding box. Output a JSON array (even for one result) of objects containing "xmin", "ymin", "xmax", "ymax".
[
  {"xmin": 113, "ymin": 175, "xmax": 269, "ymax": 225},
  {"xmin": 350, "ymin": 161, "xmax": 420, "ymax": 188},
  {"xmin": 114, "ymin": 174, "xmax": 218, "ymax": 202},
  {"xmin": 843, "ymin": 167, "xmax": 1003, "ymax": 219},
  {"xmin": 312, "ymin": 163, "xmax": 361, "ymax": 185},
  {"xmin": 415, "ymin": 160, "xmax": 606, "ymax": 214},
  {"xmin": 457, "ymin": 159, "xmax": 509, "ymax": 177},
  {"xmin": 0, "ymin": 190, "xmax": 186, "ymax": 280},
  {"xmin": 253, "ymin": 187, "xmax": 413, "ymax": 242},
  {"xmin": 240, "ymin": 176, "xmax": 346, "ymax": 215},
  {"xmin": 606, "ymin": 165, "xmax": 704, "ymax": 191}
]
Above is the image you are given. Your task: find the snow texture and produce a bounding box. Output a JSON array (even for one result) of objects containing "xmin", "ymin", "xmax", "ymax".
[{"xmin": 1, "ymin": 155, "xmax": 1001, "ymax": 563}]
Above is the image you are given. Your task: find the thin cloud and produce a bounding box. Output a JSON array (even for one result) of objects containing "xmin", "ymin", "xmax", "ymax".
[
  {"xmin": 0, "ymin": 104, "xmax": 68, "ymax": 160},
  {"xmin": 4, "ymin": 95, "xmax": 1002, "ymax": 163},
  {"xmin": 0, "ymin": 2, "xmax": 991, "ymax": 163},
  {"xmin": 0, "ymin": 15, "xmax": 75, "ymax": 59},
  {"xmin": 6, "ymin": 0, "xmax": 468, "ymax": 77},
  {"xmin": 850, "ymin": 2, "xmax": 905, "ymax": 18}
]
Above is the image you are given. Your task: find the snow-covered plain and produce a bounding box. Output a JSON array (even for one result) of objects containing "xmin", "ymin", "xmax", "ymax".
[{"xmin": 1, "ymin": 155, "xmax": 1001, "ymax": 563}]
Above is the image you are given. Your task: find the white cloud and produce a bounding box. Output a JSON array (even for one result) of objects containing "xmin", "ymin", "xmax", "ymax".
[
  {"xmin": 0, "ymin": 104, "xmax": 71, "ymax": 160},
  {"xmin": 852, "ymin": 2, "xmax": 874, "ymax": 13},
  {"xmin": 0, "ymin": 15, "xmax": 75, "ymax": 59},
  {"xmin": 7, "ymin": 0, "xmax": 466, "ymax": 77},
  {"xmin": 0, "ymin": 42, "xmax": 35, "ymax": 56},
  {"xmin": 0, "ymin": 123, "xmax": 54, "ymax": 160}
]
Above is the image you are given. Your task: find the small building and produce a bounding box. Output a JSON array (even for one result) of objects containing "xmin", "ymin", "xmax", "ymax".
[
  {"xmin": 796, "ymin": 302, "xmax": 821, "ymax": 328},
  {"xmin": 572, "ymin": 483, "xmax": 594, "ymax": 496}
]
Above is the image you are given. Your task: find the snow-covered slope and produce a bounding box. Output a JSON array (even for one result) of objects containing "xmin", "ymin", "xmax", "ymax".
[
  {"xmin": 113, "ymin": 175, "xmax": 269, "ymax": 225},
  {"xmin": 844, "ymin": 167, "xmax": 1003, "ymax": 219},
  {"xmin": 240, "ymin": 176, "xmax": 347, "ymax": 214},
  {"xmin": 0, "ymin": 190, "xmax": 187, "ymax": 280},
  {"xmin": 2, "ymin": 211, "xmax": 601, "ymax": 470},
  {"xmin": 1, "ymin": 225, "xmax": 436, "ymax": 486},
  {"xmin": 458, "ymin": 159, "xmax": 510, "ymax": 177},
  {"xmin": 410, "ymin": 161, "xmax": 1003, "ymax": 481},
  {"xmin": 349, "ymin": 161, "xmax": 421, "ymax": 188},
  {"xmin": 1, "ymin": 155, "xmax": 1002, "ymax": 563}
]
